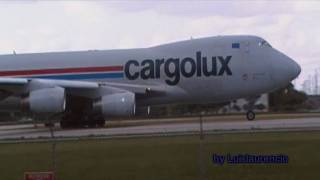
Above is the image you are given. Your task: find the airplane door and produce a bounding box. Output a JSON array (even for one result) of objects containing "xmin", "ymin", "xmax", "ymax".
[
  {"xmin": 241, "ymin": 40, "xmax": 271, "ymax": 90},
  {"xmin": 242, "ymin": 41, "xmax": 250, "ymax": 60},
  {"xmin": 240, "ymin": 41, "xmax": 251, "ymax": 82}
]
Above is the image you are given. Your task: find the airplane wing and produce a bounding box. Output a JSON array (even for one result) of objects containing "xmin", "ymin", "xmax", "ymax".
[{"xmin": 0, "ymin": 77, "xmax": 167, "ymax": 99}]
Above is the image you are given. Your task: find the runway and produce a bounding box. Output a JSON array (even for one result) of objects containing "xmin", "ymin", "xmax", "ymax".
[{"xmin": 1, "ymin": 117, "xmax": 320, "ymax": 141}]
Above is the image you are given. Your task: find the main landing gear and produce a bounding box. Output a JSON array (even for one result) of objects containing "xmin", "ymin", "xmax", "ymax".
[
  {"xmin": 60, "ymin": 95, "xmax": 106, "ymax": 129},
  {"xmin": 246, "ymin": 110, "xmax": 255, "ymax": 121}
]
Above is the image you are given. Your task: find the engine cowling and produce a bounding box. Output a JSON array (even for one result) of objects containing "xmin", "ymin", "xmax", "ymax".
[
  {"xmin": 21, "ymin": 87, "xmax": 66, "ymax": 113},
  {"xmin": 93, "ymin": 92, "xmax": 135, "ymax": 117}
]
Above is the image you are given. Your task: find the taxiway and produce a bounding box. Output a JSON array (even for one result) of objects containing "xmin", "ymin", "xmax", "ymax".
[{"xmin": 0, "ymin": 117, "xmax": 320, "ymax": 141}]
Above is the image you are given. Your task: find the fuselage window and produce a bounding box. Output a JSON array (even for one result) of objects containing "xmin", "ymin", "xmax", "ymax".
[{"xmin": 258, "ymin": 40, "xmax": 272, "ymax": 48}]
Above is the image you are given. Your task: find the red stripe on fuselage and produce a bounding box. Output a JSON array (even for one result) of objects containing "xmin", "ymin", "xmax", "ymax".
[{"xmin": 0, "ymin": 66, "xmax": 123, "ymax": 76}]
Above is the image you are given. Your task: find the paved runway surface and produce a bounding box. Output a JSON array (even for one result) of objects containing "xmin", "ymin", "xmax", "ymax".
[{"xmin": 1, "ymin": 117, "xmax": 320, "ymax": 140}]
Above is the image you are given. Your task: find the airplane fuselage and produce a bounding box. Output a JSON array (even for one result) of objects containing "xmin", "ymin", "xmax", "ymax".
[{"xmin": 0, "ymin": 35, "xmax": 301, "ymax": 111}]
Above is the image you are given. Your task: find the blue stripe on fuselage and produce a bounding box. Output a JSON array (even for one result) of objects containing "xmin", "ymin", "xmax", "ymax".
[{"xmin": 29, "ymin": 72, "xmax": 124, "ymax": 80}]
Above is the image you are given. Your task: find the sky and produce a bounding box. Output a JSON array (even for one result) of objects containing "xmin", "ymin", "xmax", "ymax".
[{"xmin": 0, "ymin": 1, "xmax": 319, "ymax": 91}]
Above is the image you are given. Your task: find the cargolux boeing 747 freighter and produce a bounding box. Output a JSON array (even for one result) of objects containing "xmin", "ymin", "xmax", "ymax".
[{"xmin": 0, "ymin": 35, "xmax": 300, "ymax": 128}]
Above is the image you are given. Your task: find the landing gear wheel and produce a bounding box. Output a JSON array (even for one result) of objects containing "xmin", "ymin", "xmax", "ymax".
[
  {"xmin": 45, "ymin": 122, "xmax": 54, "ymax": 127},
  {"xmin": 96, "ymin": 119, "xmax": 105, "ymax": 128},
  {"xmin": 60, "ymin": 120, "xmax": 69, "ymax": 129},
  {"xmin": 87, "ymin": 121, "xmax": 96, "ymax": 128},
  {"xmin": 246, "ymin": 110, "xmax": 255, "ymax": 121},
  {"xmin": 60, "ymin": 114, "xmax": 80, "ymax": 129}
]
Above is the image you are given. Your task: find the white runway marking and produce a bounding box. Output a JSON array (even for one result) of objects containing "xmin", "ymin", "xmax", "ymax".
[{"xmin": 0, "ymin": 117, "xmax": 320, "ymax": 140}]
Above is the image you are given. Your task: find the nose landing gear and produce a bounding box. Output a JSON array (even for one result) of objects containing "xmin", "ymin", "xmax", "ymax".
[{"xmin": 246, "ymin": 110, "xmax": 255, "ymax": 121}]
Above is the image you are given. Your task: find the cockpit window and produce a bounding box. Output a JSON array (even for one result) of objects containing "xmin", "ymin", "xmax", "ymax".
[{"xmin": 258, "ymin": 40, "xmax": 272, "ymax": 48}]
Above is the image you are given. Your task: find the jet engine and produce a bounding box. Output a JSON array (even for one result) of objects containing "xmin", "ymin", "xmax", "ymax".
[
  {"xmin": 92, "ymin": 92, "xmax": 135, "ymax": 117},
  {"xmin": 21, "ymin": 87, "xmax": 66, "ymax": 113}
]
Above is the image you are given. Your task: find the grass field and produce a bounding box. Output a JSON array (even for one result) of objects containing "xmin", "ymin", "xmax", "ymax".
[{"xmin": 1, "ymin": 131, "xmax": 320, "ymax": 180}]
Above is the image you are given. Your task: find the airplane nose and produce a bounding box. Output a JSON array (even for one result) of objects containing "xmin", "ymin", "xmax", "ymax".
[
  {"xmin": 271, "ymin": 52, "xmax": 301, "ymax": 88},
  {"xmin": 290, "ymin": 60, "xmax": 301, "ymax": 80}
]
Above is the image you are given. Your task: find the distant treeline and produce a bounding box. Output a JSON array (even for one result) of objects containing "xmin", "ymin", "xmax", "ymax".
[{"xmin": 142, "ymin": 83, "xmax": 310, "ymax": 117}]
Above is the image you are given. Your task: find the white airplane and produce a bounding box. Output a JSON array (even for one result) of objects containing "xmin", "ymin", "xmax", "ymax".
[{"xmin": 0, "ymin": 35, "xmax": 300, "ymax": 128}]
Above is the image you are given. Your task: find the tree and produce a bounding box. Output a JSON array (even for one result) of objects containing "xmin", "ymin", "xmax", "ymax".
[{"xmin": 269, "ymin": 83, "xmax": 307, "ymax": 111}]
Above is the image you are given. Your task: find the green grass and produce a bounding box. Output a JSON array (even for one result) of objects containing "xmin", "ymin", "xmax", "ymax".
[{"xmin": 1, "ymin": 131, "xmax": 320, "ymax": 180}]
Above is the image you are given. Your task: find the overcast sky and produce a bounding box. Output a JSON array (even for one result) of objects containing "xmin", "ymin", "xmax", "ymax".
[{"xmin": 0, "ymin": 1, "xmax": 319, "ymax": 91}]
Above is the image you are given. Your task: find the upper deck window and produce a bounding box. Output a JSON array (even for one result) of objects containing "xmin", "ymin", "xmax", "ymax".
[{"xmin": 232, "ymin": 43, "xmax": 240, "ymax": 48}]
